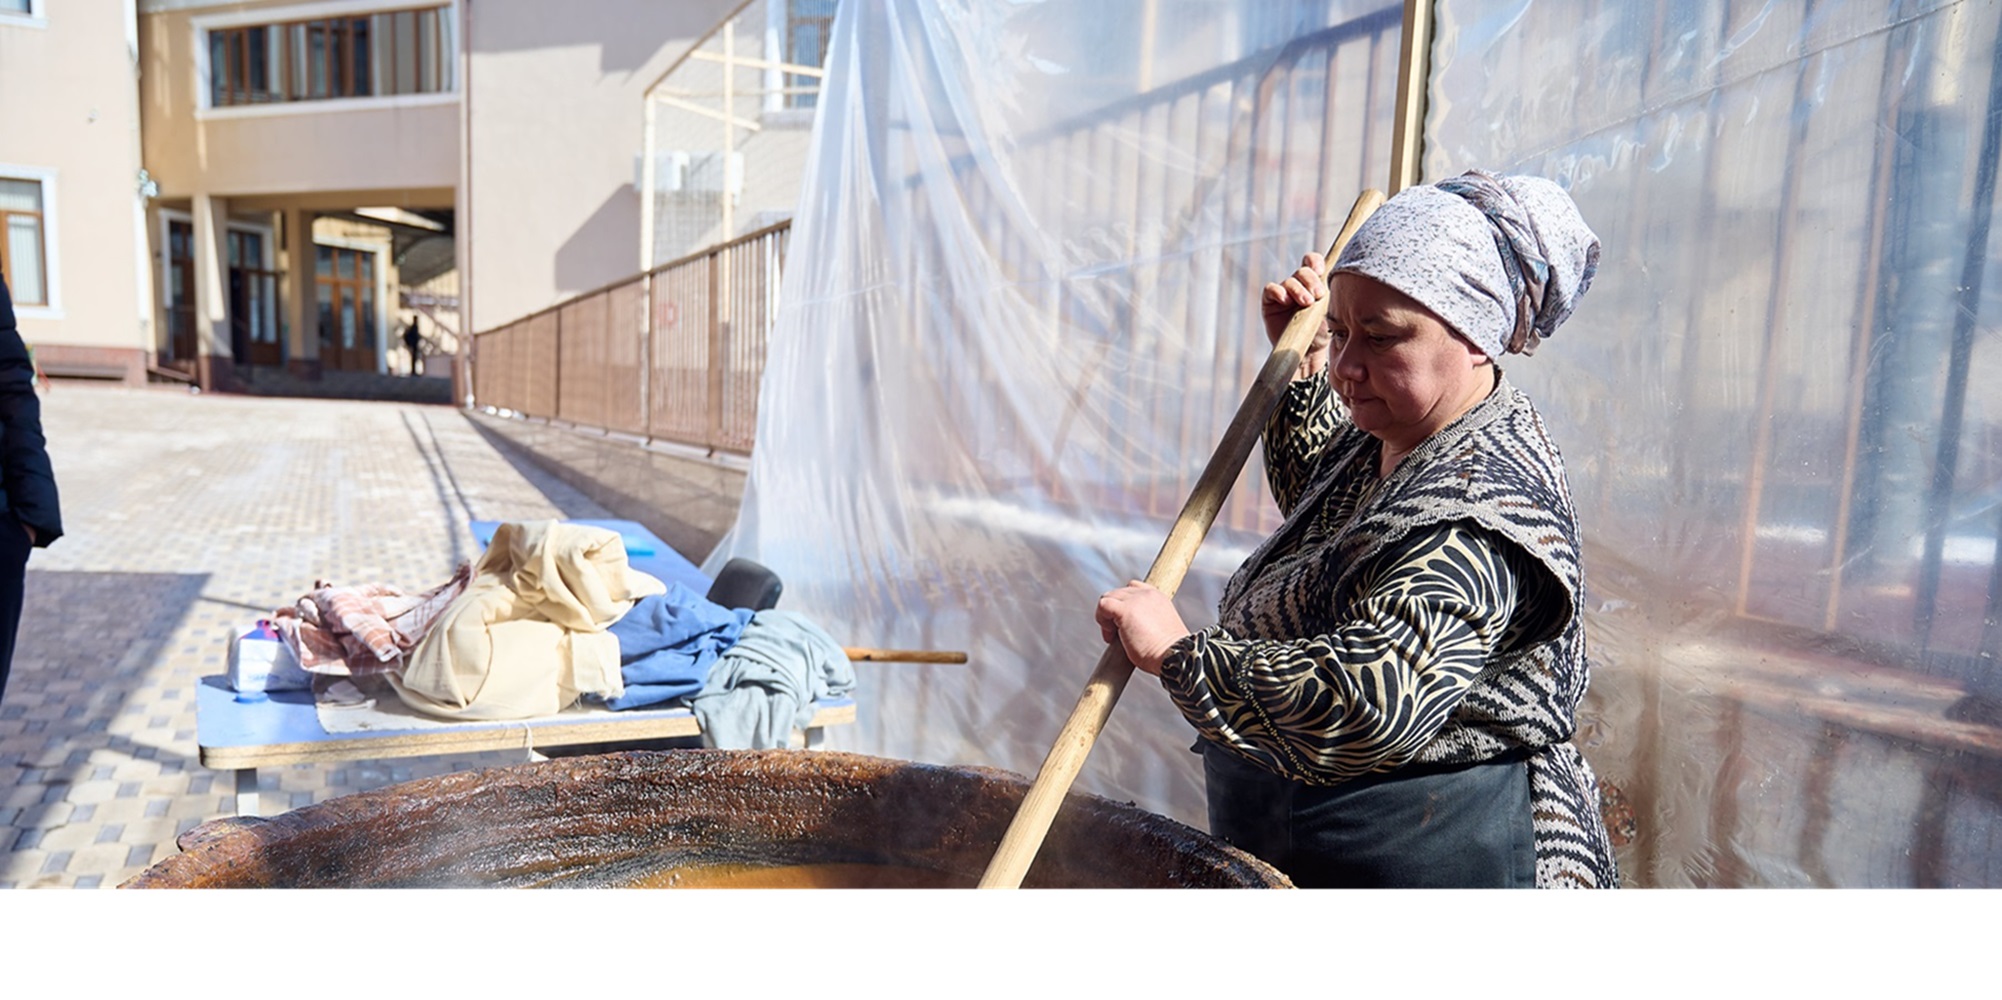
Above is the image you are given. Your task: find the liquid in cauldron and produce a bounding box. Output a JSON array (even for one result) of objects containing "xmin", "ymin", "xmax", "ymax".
[
  {"xmin": 628, "ymin": 862, "xmax": 971, "ymax": 889},
  {"xmin": 123, "ymin": 751, "xmax": 1294, "ymax": 889}
]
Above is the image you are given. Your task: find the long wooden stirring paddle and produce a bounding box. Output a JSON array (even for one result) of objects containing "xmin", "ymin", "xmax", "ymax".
[{"xmin": 977, "ymin": 189, "xmax": 1387, "ymax": 889}]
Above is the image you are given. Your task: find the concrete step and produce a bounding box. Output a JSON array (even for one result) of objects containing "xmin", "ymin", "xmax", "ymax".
[{"xmin": 230, "ymin": 367, "xmax": 454, "ymax": 405}]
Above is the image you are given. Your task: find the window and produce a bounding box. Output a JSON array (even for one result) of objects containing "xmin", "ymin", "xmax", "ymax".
[
  {"xmin": 783, "ymin": 0, "xmax": 837, "ymax": 110},
  {"xmin": 0, "ymin": 0, "xmax": 41, "ymax": 28},
  {"xmin": 207, "ymin": 6, "xmax": 451, "ymax": 108},
  {"xmin": 0, "ymin": 178, "xmax": 47, "ymax": 306}
]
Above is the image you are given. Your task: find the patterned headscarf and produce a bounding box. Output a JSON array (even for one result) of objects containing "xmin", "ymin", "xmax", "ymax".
[{"xmin": 1331, "ymin": 169, "xmax": 1600, "ymax": 358}]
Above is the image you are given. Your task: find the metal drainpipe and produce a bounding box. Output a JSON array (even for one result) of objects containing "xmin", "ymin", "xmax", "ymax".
[{"xmin": 458, "ymin": 0, "xmax": 475, "ymax": 407}]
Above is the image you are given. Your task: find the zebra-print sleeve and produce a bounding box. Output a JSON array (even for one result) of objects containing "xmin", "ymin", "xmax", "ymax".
[
  {"xmin": 1262, "ymin": 375, "xmax": 1342, "ymax": 516},
  {"xmin": 1159, "ymin": 520, "xmax": 1523, "ymax": 784}
]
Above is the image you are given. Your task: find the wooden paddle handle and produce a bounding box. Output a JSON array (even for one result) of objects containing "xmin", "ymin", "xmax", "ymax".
[
  {"xmin": 842, "ymin": 647, "xmax": 968, "ymax": 663},
  {"xmin": 977, "ymin": 189, "xmax": 1387, "ymax": 889}
]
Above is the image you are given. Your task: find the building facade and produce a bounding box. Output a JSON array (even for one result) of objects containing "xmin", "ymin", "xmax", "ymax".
[
  {"xmin": 0, "ymin": 0, "xmax": 151, "ymax": 383},
  {"xmin": 2, "ymin": 0, "xmax": 762, "ymax": 390},
  {"xmin": 457, "ymin": 0, "xmax": 737, "ymax": 339},
  {"xmin": 138, "ymin": 0, "xmax": 462, "ymax": 388}
]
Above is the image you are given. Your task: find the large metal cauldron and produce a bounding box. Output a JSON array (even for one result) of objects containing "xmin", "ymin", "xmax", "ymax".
[{"xmin": 123, "ymin": 750, "xmax": 1291, "ymax": 888}]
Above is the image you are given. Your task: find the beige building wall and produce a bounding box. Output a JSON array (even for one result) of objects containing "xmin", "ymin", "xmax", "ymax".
[
  {"xmin": 0, "ymin": 0, "xmax": 149, "ymax": 379},
  {"xmin": 138, "ymin": 0, "xmax": 458, "ymax": 201},
  {"xmin": 459, "ymin": 0, "xmax": 738, "ymax": 335}
]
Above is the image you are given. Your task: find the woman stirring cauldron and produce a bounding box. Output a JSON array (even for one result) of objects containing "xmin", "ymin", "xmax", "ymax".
[{"xmin": 1095, "ymin": 171, "xmax": 1618, "ymax": 888}]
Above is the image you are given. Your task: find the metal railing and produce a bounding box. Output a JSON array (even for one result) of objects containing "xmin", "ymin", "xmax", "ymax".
[{"xmin": 471, "ymin": 219, "xmax": 789, "ymax": 457}]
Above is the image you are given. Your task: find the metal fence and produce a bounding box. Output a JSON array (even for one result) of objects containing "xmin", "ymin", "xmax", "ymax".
[{"xmin": 471, "ymin": 219, "xmax": 790, "ymax": 457}]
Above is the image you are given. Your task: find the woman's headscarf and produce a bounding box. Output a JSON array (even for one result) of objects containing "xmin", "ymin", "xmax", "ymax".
[{"xmin": 1330, "ymin": 169, "xmax": 1600, "ymax": 358}]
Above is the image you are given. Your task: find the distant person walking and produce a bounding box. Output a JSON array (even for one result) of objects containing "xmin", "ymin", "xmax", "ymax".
[
  {"xmin": 0, "ymin": 273, "xmax": 63, "ymax": 704},
  {"xmin": 403, "ymin": 316, "xmax": 424, "ymax": 376}
]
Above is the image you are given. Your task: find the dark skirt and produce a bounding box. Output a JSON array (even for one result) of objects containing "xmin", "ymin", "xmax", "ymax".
[{"xmin": 1202, "ymin": 741, "xmax": 1535, "ymax": 888}]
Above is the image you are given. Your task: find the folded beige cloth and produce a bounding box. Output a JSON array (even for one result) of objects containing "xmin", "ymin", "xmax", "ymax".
[{"xmin": 392, "ymin": 521, "xmax": 666, "ymax": 720}]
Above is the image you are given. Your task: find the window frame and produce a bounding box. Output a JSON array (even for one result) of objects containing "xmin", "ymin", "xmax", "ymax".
[
  {"xmin": 780, "ymin": 0, "xmax": 836, "ymax": 111},
  {"xmin": 192, "ymin": 0, "xmax": 459, "ymax": 118},
  {"xmin": 760, "ymin": 0, "xmax": 834, "ymax": 122},
  {"xmin": 0, "ymin": 166, "xmax": 60, "ymax": 319},
  {"xmin": 0, "ymin": 0, "xmax": 45, "ymax": 31}
]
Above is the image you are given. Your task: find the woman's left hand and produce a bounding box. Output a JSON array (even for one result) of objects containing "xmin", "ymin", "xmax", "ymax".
[{"xmin": 1095, "ymin": 581, "xmax": 1189, "ymax": 676}]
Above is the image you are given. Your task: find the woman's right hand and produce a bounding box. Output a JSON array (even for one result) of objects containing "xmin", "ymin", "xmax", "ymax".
[{"xmin": 1261, "ymin": 252, "xmax": 1331, "ymax": 379}]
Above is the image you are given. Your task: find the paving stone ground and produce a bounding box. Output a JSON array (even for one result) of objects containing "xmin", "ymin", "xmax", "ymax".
[{"xmin": 1, "ymin": 383, "xmax": 617, "ymax": 889}]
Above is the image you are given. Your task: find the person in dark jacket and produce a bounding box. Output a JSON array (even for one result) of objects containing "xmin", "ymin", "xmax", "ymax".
[
  {"xmin": 0, "ymin": 273, "xmax": 62, "ymax": 703},
  {"xmin": 403, "ymin": 316, "xmax": 424, "ymax": 376}
]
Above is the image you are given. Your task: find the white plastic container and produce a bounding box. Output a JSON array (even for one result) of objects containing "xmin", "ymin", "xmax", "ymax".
[{"xmin": 227, "ymin": 620, "xmax": 312, "ymax": 699}]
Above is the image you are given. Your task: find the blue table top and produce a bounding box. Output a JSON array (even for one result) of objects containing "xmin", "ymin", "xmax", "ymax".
[
  {"xmin": 198, "ymin": 675, "xmax": 328, "ymax": 748},
  {"xmin": 469, "ymin": 518, "xmax": 712, "ymax": 597}
]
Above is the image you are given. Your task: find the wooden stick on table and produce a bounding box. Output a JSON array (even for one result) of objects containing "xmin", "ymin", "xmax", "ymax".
[
  {"xmin": 842, "ymin": 647, "xmax": 968, "ymax": 663},
  {"xmin": 977, "ymin": 189, "xmax": 1388, "ymax": 889}
]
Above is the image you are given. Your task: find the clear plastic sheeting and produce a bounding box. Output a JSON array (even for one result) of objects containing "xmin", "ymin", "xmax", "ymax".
[
  {"xmin": 710, "ymin": 0, "xmax": 1405, "ymax": 831},
  {"xmin": 712, "ymin": 0, "xmax": 2002, "ymax": 887},
  {"xmin": 1425, "ymin": 0, "xmax": 2002, "ymax": 885}
]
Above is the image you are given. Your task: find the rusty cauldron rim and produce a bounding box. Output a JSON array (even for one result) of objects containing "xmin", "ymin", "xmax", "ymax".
[{"xmin": 123, "ymin": 750, "xmax": 1294, "ymax": 888}]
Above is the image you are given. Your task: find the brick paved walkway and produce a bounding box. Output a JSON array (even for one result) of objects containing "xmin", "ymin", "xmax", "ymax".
[{"xmin": 1, "ymin": 384, "xmax": 615, "ymax": 888}]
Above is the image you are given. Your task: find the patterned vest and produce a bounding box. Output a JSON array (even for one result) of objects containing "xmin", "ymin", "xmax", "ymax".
[{"xmin": 1217, "ymin": 373, "xmax": 1617, "ymax": 887}]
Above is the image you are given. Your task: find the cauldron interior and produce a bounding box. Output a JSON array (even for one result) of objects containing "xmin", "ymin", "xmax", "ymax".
[{"xmin": 123, "ymin": 750, "xmax": 1292, "ymax": 888}]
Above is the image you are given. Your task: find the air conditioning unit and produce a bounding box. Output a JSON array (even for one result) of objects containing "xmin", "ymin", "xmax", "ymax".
[
  {"xmin": 633, "ymin": 150, "xmax": 691, "ymax": 191},
  {"xmin": 633, "ymin": 151, "xmax": 741, "ymax": 197}
]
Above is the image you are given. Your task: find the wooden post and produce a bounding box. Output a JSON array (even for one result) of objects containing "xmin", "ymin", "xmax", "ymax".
[
  {"xmin": 641, "ymin": 93, "xmax": 658, "ymax": 272},
  {"xmin": 724, "ymin": 19, "xmax": 736, "ymax": 241},
  {"xmin": 841, "ymin": 648, "xmax": 968, "ymax": 664},
  {"xmin": 977, "ymin": 190, "xmax": 1387, "ymax": 889},
  {"xmin": 1733, "ymin": 35, "xmax": 1816, "ymax": 618},
  {"xmin": 1387, "ymin": 0, "xmax": 1435, "ymax": 194},
  {"xmin": 1825, "ymin": 27, "xmax": 1912, "ymax": 630},
  {"xmin": 708, "ymin": 249, "xmax": 726, "ymax": 453}
]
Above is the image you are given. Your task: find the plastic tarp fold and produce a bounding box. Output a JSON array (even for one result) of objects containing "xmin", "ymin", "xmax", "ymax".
[
  {"xmin": 711, "ymin": 0, "xmax": 1405, "ymax": 828},
  {"xmin": 1423, "ymin": 0, "xmax": 2002, "ymax": 887},
  {"xmin": 712, "ymin": 0, "xmax": 2002, "ymax": 886}
]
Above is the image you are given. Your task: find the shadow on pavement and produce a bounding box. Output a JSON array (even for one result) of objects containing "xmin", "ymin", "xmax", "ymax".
[
  {"xmin": 462, "ymin": 414, "xmax": 744, "ymax": 564},
  {"xmin": 2, "ymin": 570, "xmax": 212, "ymax": 873}
]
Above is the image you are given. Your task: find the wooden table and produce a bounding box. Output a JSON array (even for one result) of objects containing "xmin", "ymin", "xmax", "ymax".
[
  {"xmin": 196, "ymin": 677, "xmax": 855, "ymax": 815},
  {"xmin": 196, "ymin": 518, "xmax": 854, "ymax": 816}
]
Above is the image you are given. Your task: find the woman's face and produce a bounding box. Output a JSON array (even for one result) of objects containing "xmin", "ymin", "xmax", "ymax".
[{"xmin": 1326, "ymin": 272, "xmax": 1493, "ymax": 454}]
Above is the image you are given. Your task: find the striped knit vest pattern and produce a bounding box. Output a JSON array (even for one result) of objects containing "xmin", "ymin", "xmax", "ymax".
[{"xmin": 1217, "ymin": 374, "xmax": 1618, "ymax": 888}]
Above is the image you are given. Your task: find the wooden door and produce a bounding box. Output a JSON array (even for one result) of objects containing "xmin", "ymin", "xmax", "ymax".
[
  {"xmin": 316, "ymin": 245, "xmax": 378, "ymax": 371},
  {"xmin": 229, "ymin": 230, "xmax": 283, "ymax": 367},
  {"xmin": 166, "ymin": 220, "xmax": 197, "ymax": 366}
]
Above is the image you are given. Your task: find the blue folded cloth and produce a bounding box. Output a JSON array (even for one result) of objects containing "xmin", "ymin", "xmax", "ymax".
[
  {"xmin": 604, "ymin": 583, "xmax": 753, "ymax": 710},
  {"xmin": 690, "ymin": 609, "xmax": 856, "ymax": 750}
]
